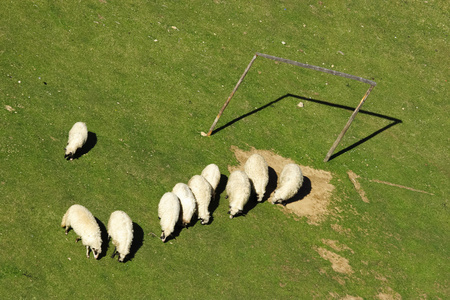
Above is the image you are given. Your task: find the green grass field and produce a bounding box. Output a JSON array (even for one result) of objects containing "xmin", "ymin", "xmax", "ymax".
[{"xmin": 1, "ymin": 1, "xmax": 448, "ymax": 298}]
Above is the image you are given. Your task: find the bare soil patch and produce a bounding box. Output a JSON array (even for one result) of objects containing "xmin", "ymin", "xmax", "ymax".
[
  {"xmin": 314, "ymin": 247, "xmax": 354, "ymax": 275},
  {"xmin": 229, "ymin": 146, "xmax": 334, "ymax": 225},
  {"xmin": 347, "ymin": 170, "xmax": 369, "ymax": 203}
]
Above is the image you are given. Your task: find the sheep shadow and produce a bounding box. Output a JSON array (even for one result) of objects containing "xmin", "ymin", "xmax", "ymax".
[
  {"xmin": 262, "ymin": 166, "xmax": 278, "ymax": 203},
  {"xmin": 163, "ymin": 224, "xmax": 183, "ymax": 243},
  {"xmin": 208, "ymin": 174, "xmax": 228, "ymax": 224},
  {"xmin": 72, "ymin": 131, "xmax": 97, "ymax": 160},
  {"xmin": 123, "ymin": 222, "xmax": 144, "ymax": 262},
  {"xmin": 281, "ymin": 176, "xmax": 312, "ymax": 206},
  {"xmin": 95, "ymin": 217, "xmax": 109, "ymax": 260}
]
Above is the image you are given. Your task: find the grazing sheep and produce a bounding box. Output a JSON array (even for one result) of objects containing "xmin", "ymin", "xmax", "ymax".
[
  {"xmin": 61, "ymin": 204, "xmax": 102, "ymax": 259},
  {"xmin": 272, "ymin": 163, "xmax": 303, "ymax": 205},
  {"xmin": 65, "ymin": 122, "xmax": 88, "ymax": 160},
  {"xmin": 188, "ymin": 175, "xmax": 213, "ymax": 225},
  {"xmin": 226, "ymin": 170, "xmax": 251, "ymax": 219},
  {"xmin": 158, "ymin": 192, "xmax": 181, "ymax": 242},
  {"xmin": 172, "ymin": 183, "xmax": 197, "ymax": 227},
  {"xmin": 107, "ymin": 211, "xmax": 134, "ymax": 262},
  {"xmin": 244, "ymin": 153, "xmax": 269, "ymax": 202},
  {"xmin": 201, "ymin": 164, "xmax": 221, "ymax": 192}
]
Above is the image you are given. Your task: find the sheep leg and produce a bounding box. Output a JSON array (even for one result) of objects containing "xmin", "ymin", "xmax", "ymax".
[
  {"xmin": 111, "ymin": 247, "xmax": 117, "ymax": 259},
  {"xmin": 86, "ymin": 246, "xmax": 90, "ymax": 258},
  {"xmin": 76, "ymin": 237, "xmax": 81, "ymax": 243},
  {"xmin": 65, "ymin": 227, "xmax": 70, "ymax": 235}
]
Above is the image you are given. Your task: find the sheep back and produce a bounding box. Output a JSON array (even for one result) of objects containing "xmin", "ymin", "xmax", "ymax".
[
  {"xmin": 158, "ymin": 192, "xmax": 180, "ymax": 242},
  {"xmin": 201, "ymin": 164, "xmax": 221, "ymax": 192},
  {"xmin": 188, "ymin": 175, "xmax": 213, "ymax": 225},
  {"xmin": 61, "ymin": 204, "xmax": 102, "ymax": 258},
  {"xmin": 65, "ymin": 122, "xmax": 88, "ymax": 160},
  {"xmin": 226, "ymin": 170, "xmax": 251, "ymax": 218},
  {"xmin": 244, "ymin": 153, "xmax": 269, "ymax": 202},
  {"xmin": 172, "ymin": 183, "xmax": 197, "ymax": 226},
  {"xmin": 272, "ymin": 163, "xmax": 303, "ymax": 204},
  {"xmin": 107, "ymin": 210, "xmax": 134, "ymax": 261}
]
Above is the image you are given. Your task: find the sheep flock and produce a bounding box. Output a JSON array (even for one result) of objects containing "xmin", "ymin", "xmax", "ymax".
[{"xmin": 61, "ymin": 122, "xmax": 305, "ymax": 261}]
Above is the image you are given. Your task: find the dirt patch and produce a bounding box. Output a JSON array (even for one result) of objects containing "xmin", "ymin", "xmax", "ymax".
[
  {"xmin": 376, "ymin": 287, "xmax": 402, "ymax": 300},
  {"xmin": 314, "ymin": 247, "xmax": 354, "ymax": 275},
  {"xmin": 229, "ymin": 146, "xmax": 334, "ymax": 225},
  {"xmin": 347, "ymin": 170, "xmax": 369, "ymax": 203},
  {"xmin": 321, "ymin": 239, "xmax": 354, "ymax": 254}
]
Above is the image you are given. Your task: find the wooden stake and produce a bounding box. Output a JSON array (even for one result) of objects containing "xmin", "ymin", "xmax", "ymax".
[
  {"xmin": 323, "ymin": 85, "xmax": 375, "ymax": 162},
  {"xmin": 206, "ymin": 54, "xmax": 258, "ymax": 136}
]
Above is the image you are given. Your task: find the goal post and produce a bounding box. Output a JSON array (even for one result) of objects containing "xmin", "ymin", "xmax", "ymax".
[{"xmin": 204, "ymin": 52, "xmax": 377, "ymax": 162}]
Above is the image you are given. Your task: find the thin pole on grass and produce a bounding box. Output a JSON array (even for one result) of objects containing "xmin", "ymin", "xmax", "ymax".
[
  {"xmin": 323, "ymin": 84, "xmax": 375, "ymax": 162},
  {"xmin": 206, "ymin": 54, "xmax": 258, "ymax": 136},
  {"xmin": 204, "ymin": 52, "xmax": 377, "ymax": 162}
]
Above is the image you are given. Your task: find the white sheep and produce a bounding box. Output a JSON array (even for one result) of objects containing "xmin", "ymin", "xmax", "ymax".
[
  {"xmin": 272, "ymin": 163, "xmax": 304, "ymax": 205},
  {"xmin": 107, "ymin": 210, "xmax": 134, "ymax": 262},
  {"xmin": 65, "ymin": 122, "xmax": 88, "ymax": 160},
  {"xmin": 188, "ymin": 175, "xmax": 213, "ymax": 225},
  {"xmin": 226, "ymin": 170, "xmax": 251, "ymax": 219},
  {"xmin": 158, "ymin": 192, "xmax": 181, "ymax": 242},
  {"xmin": 201, "ymin": 164, "xmax": 221, "ymax": 192},
  {"xmin": 172, "ymin": 183, "xmax": 197, "ymax": 227},
  {"xmin": 61, "ymin": 204, "xmax": 102, "ymax": 259},
  {"xmin": 244, "ymin": 153, "xmax": 269, "ymax": 202}
]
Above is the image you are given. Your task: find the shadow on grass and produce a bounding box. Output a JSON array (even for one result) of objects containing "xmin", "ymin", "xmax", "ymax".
[
  {"xmin": 209, "ymin": 174, "xmax": 228, "ymax": 222},
  {"xmin": 263, "ymin": 166, "xmax": 278, "ymax": 203},
  {"xmin": 124, "ymin": 222, "xmax": 144, "ymax": 263},
  {"xmin": 210, "ymin": 94, "xmax": 402, "ymax": 161},
  {"xmin": 95, "ymin": 217, "xmax": 109, "ymax": 260},
  {"xmin": 71, "ymin": 131, "xmax": 97, "ymax": 160}
]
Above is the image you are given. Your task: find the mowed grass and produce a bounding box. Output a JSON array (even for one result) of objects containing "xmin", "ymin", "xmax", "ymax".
[{"xmin": 1, "ymin": 1, "xmax": 448, "ymax": 298}]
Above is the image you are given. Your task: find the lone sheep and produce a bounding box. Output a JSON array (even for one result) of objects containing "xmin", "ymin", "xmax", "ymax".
[
  {"xmin": 226, "ymin": 170, "xmax": 251, "ymax": 218},
  {"xmin": 61, "ymin": 204, "xmax": 102, "ymax": 259},
  {"xmin": 201, "ymin": 164, "xmax": 221, "ymax": 192},
  {"xmin": 244, "ymin": 153, "xmax": 269, "ymax": 202},
  {"xmin": 188, "ymin": 175, "xmax": 213, "ymax": 225},
  {"xmin": 65, "ymin": 122, "xmax": 88, "ymax": 160},
  {"xmin": 107, "ymin": 210, "xmax": 134, "ymax": 262},
  {"xmin": 172, "ymin": 183, "xmax": 197, "ymax": 227},
  {"xmin": 158, "ymin": 192, "xmax": 181, "ymax": 242},
  {"xmin": 272, "ymin": 163, "xmax": 303, "ymax": 205}
]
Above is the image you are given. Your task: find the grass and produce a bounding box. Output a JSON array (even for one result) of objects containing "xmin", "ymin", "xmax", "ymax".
[{"xmin": 1, "ymin": 0, "xmax": 448, "ymax": 298}]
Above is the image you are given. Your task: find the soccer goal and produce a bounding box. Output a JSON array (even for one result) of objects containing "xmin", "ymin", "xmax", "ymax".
[{"xmin": 203, "ymin": 52, "xmax": 376, "ymax": 162}]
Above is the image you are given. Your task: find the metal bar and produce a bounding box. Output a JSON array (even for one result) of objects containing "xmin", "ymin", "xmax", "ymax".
[
  {"xmin": 206, "ymin": 54, "xmax": 258, "ymax": 136},
  {"xmin": 323, "ymin": 85, "xmax": 375, "ymax": 162},
  {"xmin": 256, "ymin": 52, "xmax": 377, "ymax": 86}
]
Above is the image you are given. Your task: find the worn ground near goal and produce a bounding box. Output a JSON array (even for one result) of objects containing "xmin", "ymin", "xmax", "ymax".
[
  {"xmin": 229, "ymin": 145, "xmax": 335, "ymax": 225},
  {"xmin": 229, "ymin": 146, "xmax": 405, "ymax": 299}
]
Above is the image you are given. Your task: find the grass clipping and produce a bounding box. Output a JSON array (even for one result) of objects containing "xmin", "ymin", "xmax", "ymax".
[{"xmin": 229, "ymin": 146, "xmax": 334, "ymax": 225}]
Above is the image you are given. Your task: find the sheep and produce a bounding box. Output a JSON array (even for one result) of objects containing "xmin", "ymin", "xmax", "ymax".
[
  {"xmin": 226, "ymin": 170, "xmax": 251, "ymax": 219},
  {"xmin": 201, "ymin": 164, "xmax": 221, "ymax": 192},
  {"xmin": 65, "ymin": 122, "xmax": 88, "ymax": 160},
  {"xmin": 272, "ymin": 163, "xmax": 304, "ymax": 205},
  {"xmin": 61, "ymin": 204, "xmax": 102, "ymax": 259},
  {"xmin": 188, "ymin": 175, "xmax": 213, "ymax": 225},
  {"xmin": 172, "ymin": 183, "xmax": 197, "ymax": 227},
  {"xmin": 244, "ymin": 153, "xmax": 269, "ymax": 202},
  {"xmin": 158, "ymin": 192, "xmax": 181, "ymax": 242},
  {"xmin": 107, "ymin": 210, "xmax": 134, "ymax": 262}
]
